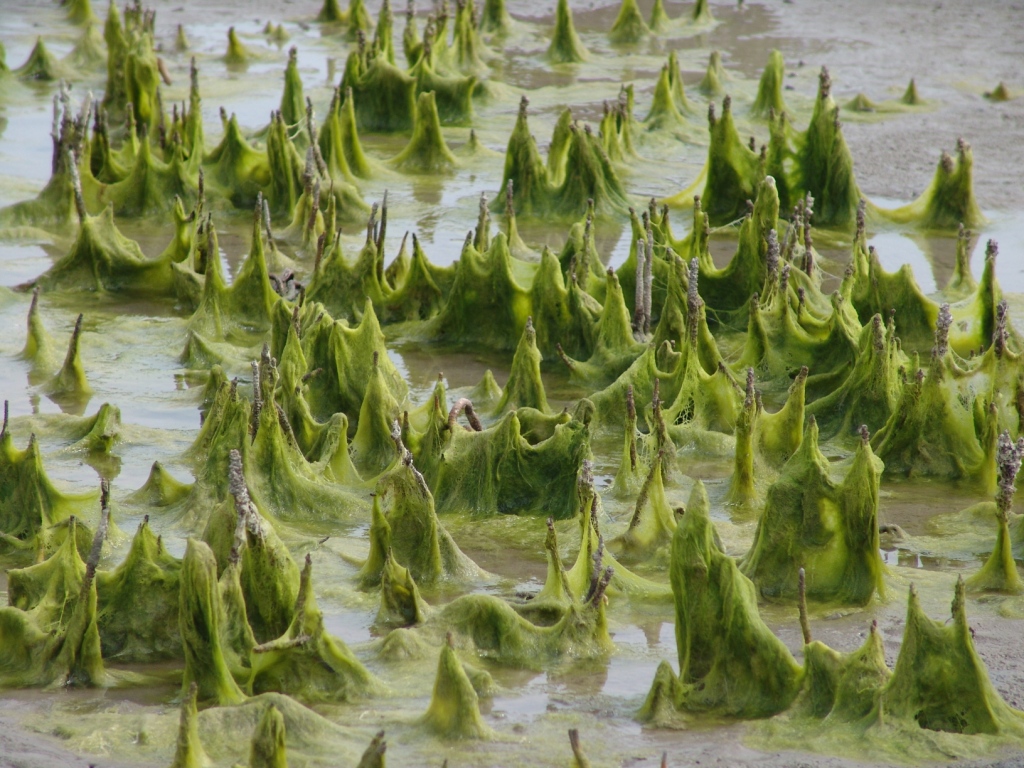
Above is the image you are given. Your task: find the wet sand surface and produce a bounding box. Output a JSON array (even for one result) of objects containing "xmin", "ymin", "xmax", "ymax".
[{"xmin": 2, "ymin": 0, "xmax": 1024, "ymax": 766}]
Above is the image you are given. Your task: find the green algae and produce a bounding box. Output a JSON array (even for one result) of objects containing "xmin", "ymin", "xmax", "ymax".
[
  {"xmin": 699, "ymin": 97, "xmax": 764, "ymax": 226},
  {"xmin": 249, "ymin": 554, "xmax": 379, "ymax": 702},
  {"xmin": 609, "ymin": 0, "xmax": 650, "ymax": 44},
  {"xmin": 698, "ymin": 51, "xmax": 726, "ymax": 97},
  {"xmin": 31, "ymin": 197, "xmax": 175, "ymax": 294},
  {"xmin": 179, "ymin": 537, "xmax": 247, "ymax": 705},
  {"xmin": 724, "ymin": 365, "xmax": 807, "ymax": 506},
  {"xmin": 493, "ymin": 317, "xmax": 549, "ymax": 414},
  {"xmin": 96, "ymin": 516, "xmax": 182, "ymax": 661},
  {"xmin": 494, "ymin": 99, "xmax": 632, "ymax": 220},
  {"xmin": 0, "ymin": 96, "xmax": 98, "ymax": 231},
  {"xmin": 643, "ymin": 58, "xmax": 690, "ymax": 134},
  {"xmin": 607, "ymin": 458, "xmax": 676, "ymax": 564},
  {"xmin": 639, "ymin": 480, "xmax": 803, "ymax": 724},
  {"xmin": 547, "ymin": 0, "xmax": 588, "ymax": 64},
  {"xmin": 169, "ymin": 683, "xmax": 207, "ymax": 768},
  {"xmin": 984, "ymin": 81, "xmax": 1013, "ymax": 102},
  {"xmin": 341, "ymin": 47, "xmax": 418, "ymax": 132},
  {"xmin": 479, "ymin": 0, "xmax": 513, "ymax": 35},
  {"xmin": 751, "ymin": 50, "xmax": 787, "ymax": 119},
  {"xmin": 740, "ymin": 418, "xmax": 886, "ymax": 605},
  {"xmin": 797, "ymin": 68, "xmax": 860, "ymax": 228},
  {"xmin": 65, "ymin": 22, "xmax": 107, "ymax": 71},
  {"xmin": 224, "ymin": 27, "xmax": 253, "ymax": 66},
  {"xmin": 415, "ymin": 401, "xmax": 592, "ymax": 519},
  {"xmin": 967, "ymin": 432, "xmax": 1024, "ymax": 594},
  {"xmin": 391, "ymin": 91, "xmax": 459, "ymax": 173},
  {"xmin": 374, "ymin": 545, "xmax": 431, "ymax": 628},
  {"xmin": 421, "ymin": 517, "xmax": 616, "ymax": 666},
  {"xmin": 880, "ymin": 578, "xmax": 1024, "ymax": 736},
  {"xmin": 249, "ymin": 703, "xmax": 288, "ymax": 768},
  {"xmin": 880, "ymin": 138, "xmax": 986, "ymax": 230},
  {"xmin": 870, "ymin": 305, "xmax": 988, "ymax": 480},
  {"xmin": 350, "ymin": 351, "xmax": 404, "ymax": 477},
  {"xmin": 365, "ymin": 453, "xmax": 486, "ymax": 585},
  {"xmin": 175, "ymin": 23, "xmax": 190, "ymax": 51},
  {"xmin": 0, "ymin": 490, "xmax": 109, "ymax": 689},
  {"xmin": 15, "ymin": 38, "xmax": 67, "ymax": 82},
  {"xmin": 0, "ymin": 412, "xmax": 98, "ymax": 550},
  {"xmin": 421, "ymin": 635, "xmax": 494, "ymax": 739},
  {"xmin": 204, "ymin": 113, "xmax": 271, "ymax": 208}
]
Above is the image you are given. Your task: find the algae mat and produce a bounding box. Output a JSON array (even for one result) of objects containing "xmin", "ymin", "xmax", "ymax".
[{"xmin": 2, "ymin": 0, "xmax": 1024, "ymax": 767}]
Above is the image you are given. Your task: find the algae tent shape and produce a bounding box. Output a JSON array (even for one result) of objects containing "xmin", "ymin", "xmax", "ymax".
[
  {"xmin": 876, "ymin": 137, "xmax": 986, "ymax": 230},
  {"xmin": 416, "ymin": 516, "xmax": 616, "ymax": 666},
  {"xmin": 341, "ymin": 50, "xmax": 418, "ymax": 133},
  {"xmin": 870, "ymin": 305, "xmax": 987, "ymax": 481},
  {"xmin": 643, "ymin": 63, "xmax": 689, "ymax": 134},
  {"xmin": 607, "ymin": 458, "xmax": 676, "ymax": 564},
  {"xmin": 96, "ymin": 516, "xmax": 183, "ymax": 661},
  {"xmin": 698, "ymin": 96, "xmax": 764, "ymax": 226},
  {"xmin": 349, "ymin": 350, "xmax": 403, "ymax": 478},
  {"xmin": 795, "ymin": 67, "xmax": 861, "ymax": 229},
  {"xmin": 548, "ymin": 0, "xmax": 588, "ymax": 64},
  {"xmin": 367, "ymin": 452, "xmax": 488, "ymax": 586},
  {"xmin": 639, "ymin": 480, "xmax": 803, "ymax": 723},
  {"xmin": 740, "ymin": 418, "xmax": 886, "ymax": 606},
  {"xmin": 15, "ymin": 38, "xmax": 68, "ymax": 82},
  {"xmin": 426, "ymin": 231, "xmax": 534, "ymax": 351},
  {"xmin": 415, "ymin": 404, "xmax": 593, "ymax": 520},
  {"xmin": 248, "ymin": 554, "xmax": 380, "ymax": 702},
  {"xmin": 0, "ymin": 487, "xmax": 110, "ymax": 689},
  {"xmin": 420, "ymin": 635, "xmax": 494, "ymax": 739},
  {"xmin": 390, "ymin": 91, "xmax": 460, "ymax": 173},
  {"xmin": 30, "ymin": 198, "xmax": 175, "ymax": 295},
  {"xmin": 608, "ymin": 0, "xmax": 650, "ymax": 44},
  {"xmin": 786, "ymin": 622, "xmax": 892, "ymax": 724},
  {"xmin": 1, "ymin": 410, "xmax": 99, "ymax": 547},
  {"xmin": 878, "ymin": 578, "xmax": 1024, "ymax": 737},
  {"xmin": 690, "ymin": 177, "xmax": 779, "ymax": 315},
  {"xmin": 493, "ymin": 317, "xmax": 550, "ymax": 415},
  {"xmin": 967, "ymin": 431, "xmax": 1024, "ymax": 594},
  {"xmin": 751, "ymin": 50, "xmax": 787, "ymax": 119},
  {"xmin": 298, "ymin": 299, "xmax": 409, "ymax": 422}
]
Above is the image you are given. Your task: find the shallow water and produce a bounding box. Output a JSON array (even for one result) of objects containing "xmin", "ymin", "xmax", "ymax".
[{"xmin": 2, "ymin": 0, "xmax": 1024, "ymax": 766}]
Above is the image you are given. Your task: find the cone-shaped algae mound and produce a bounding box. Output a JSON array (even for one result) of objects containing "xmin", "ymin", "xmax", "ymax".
[
  {"xmin": 879, "ymin": 579, "xmax": 1024, "ymax": 736},
  {"xmin": 369, "ymin": 453, "xmax": 486, "ymax": 585},
  {"xmin": 421, "ymin": 635, "xmax": 494, "ymax": 739},
  {"xmin": 639, "ymin": 481, "xmax": 803, "ymax": 723},
  {"xmin": 391, "ymin": 91, "xmax": 459, "ymax": 173},
  {"xmin": 751, "ymin": 50, "xmax": 786, "ymax": 119},
  {"xmin": 741, "ymin": 419, "xmax": 886, "ymax": 606},
  {"xmin": 1, "ymin": 408, "xmax": 98, "ymax": 547},
  {"xmin": 179, "ymin": 538, "xmax": 247, "ymax": 705},
  {"xmin": 248, "ymin": 555, "xmax": 379, "ymax": 702},
  {"xmin": 609, "ymin": 0, "xmax": 650, "ymax": 44},
  {"xmin": 967, "ymin": 432, "xmax": 1024, "ymax": 594},
  {"xmin": 96, "ymin": 516, "xmax": 183, "ymax": 661},
  {"xmin": 547, "ymin": 0, "xmax": 588, "ymax": 64},
  {"xmin": 248, "ymin": 703, "xmax": 288, "ymax": 768},
  {"xmin": 0, "ymin": 488, "xmax": 110, "ymax": 689}
]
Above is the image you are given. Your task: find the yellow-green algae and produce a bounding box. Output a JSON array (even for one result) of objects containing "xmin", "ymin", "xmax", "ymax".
[
  {"xmin": 740, "ymin": 418, "xmax": 885, "ymax": 605},
  {"xmin": 0, "ymin": 486, "xmax": 109, "ymax": 689},
  {"xmin": 966, "ymin": 431, "xmax": 1024, "ymax": 594},
  {"xmin": 547, "ymin": 0, "xmax": 587, "ymax": 64},
  {"xmin": 420, "ymin": 634, "xmax": 494, "ymax": 739},
  {"xmin": 639, "ymin": 481, "xmax": 803, "ymax": 723},
  {"xmin": 248, "ymin": 554, "xmax": 380, "ymax": 702}
]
